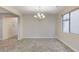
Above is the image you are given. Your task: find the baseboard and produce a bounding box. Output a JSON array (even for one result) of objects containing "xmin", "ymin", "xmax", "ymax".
[
  {"xmin": 18, "ymin": 37, "xmax": 57, "ymax": 40},
  {"xmin": 23, "ymin": 37, "xmax": 57, "ymax": 39},
  {"xmin": 56, "ymin": 38, "xmax": 77, "ymax": 52}
]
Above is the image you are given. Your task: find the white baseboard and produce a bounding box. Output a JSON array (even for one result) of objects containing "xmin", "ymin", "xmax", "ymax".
[
  {"xmin": 24, "ymin": 37, "xmax": 56, "ymax": 38},
  {"xmin": 18, "ymin": 37, "xmax": 57, "ymax": 40},
  {"xmin": 56, "ymin": 38, "xmax": 77, "ymax": 52}
]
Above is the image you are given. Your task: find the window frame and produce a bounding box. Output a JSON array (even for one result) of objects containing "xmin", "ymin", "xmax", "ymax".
[
  {"xmin": 62, "ymin": 13, "xmax": 70, "ymax": 33},
  {"xmin": 62, "ymin": 8, "xmax": 79, "ymax": 34}
]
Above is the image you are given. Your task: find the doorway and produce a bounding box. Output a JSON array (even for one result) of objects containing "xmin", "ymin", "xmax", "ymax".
[
  {"xmin": 3, "ymin": 16, "xmax": 18, "ymax": 40},
  {"xmin": 0, "ymin": 7, "xmax": 19, "ymax": 40}
]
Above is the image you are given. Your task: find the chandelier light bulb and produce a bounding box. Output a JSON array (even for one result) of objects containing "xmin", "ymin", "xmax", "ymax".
[
  {"xmin": 41, "ymin": 13, "xmax": 45, "ymax": 19},
  {"xmin": 34, "ymin": 15, "xmax": 37, "ymax": 18},
  {"xmin": 34, "ymin": 7, "xmax": 46, "ymax": 20}
]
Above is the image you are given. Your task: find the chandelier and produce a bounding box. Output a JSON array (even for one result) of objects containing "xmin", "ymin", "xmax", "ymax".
[{"xmin": 33, "ymin": 7, "xmax": 46, "ymax": 19}]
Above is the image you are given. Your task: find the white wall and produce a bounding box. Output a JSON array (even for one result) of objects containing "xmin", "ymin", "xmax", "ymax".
[
  {"xmin": 0, "ymin": 16, "xmax": 3, "ymax": 39},
  {"xmin": 22, "ymin": 15, "xmax": 57, "ymax": 38}
]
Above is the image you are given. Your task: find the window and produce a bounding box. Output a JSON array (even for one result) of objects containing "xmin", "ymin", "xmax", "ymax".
[
  {"xmin": 70, "ymin": 9, "xmax": 79, "ymax": 34},
  {"xmin": 62, "ymin": 13, "xmax": 70, "ymax": 32},
  {"xmin": 62, "ymin": 8, "xmax": 79, "ymax": 34}
]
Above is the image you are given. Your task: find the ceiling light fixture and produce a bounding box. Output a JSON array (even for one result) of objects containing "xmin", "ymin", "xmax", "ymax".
[{"xmin": 34, "ymin": 6, "xmax": 46, "ymax": 20}]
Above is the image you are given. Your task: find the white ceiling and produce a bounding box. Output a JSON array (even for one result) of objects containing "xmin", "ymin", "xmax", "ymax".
[
  {"xmin": 13, "ymin": 6, "xmax": 64, "ymax": 15},
  {"xmin": 0, "ymin": 7, "xmax": 10, "ymax": 14},
  {"xmin": 0, "ymin": 7, "xmax": 18, "ymax": 16}
]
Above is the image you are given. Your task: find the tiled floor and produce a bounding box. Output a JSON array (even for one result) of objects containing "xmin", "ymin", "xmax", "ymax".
[{"xmin": 0, "ymin": 38, "xmax": 73, "ymax": 52}]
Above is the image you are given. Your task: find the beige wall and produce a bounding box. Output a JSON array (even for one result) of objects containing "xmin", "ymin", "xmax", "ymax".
[{"xmin": 57, "ymin": 6, "xmax": 79, "ymax": 51}]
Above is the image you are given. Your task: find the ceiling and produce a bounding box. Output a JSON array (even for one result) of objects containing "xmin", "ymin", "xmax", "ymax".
[
  {"xmin": 13, "ymin": 6, "xmax": 64, "ymax": 15},
  {"xmin": 0, "ymin": 7, "xmax": 18, "ymax": 16},
  {"xmin": 0, "ymin": 7, "xmax": 10, "ymax": 14}
]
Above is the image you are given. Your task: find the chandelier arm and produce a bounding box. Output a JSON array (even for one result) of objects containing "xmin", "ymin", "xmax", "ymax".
[{"xmin": 34, "ymin": 6, "xmax": 46, "ymax": 19}]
